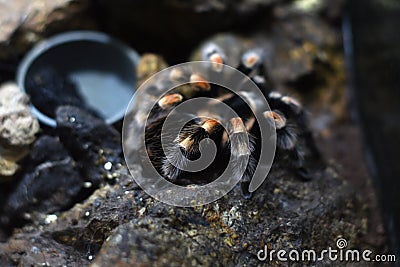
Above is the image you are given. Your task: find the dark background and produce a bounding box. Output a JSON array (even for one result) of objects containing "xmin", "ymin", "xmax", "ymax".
[{"xmin": 346, "ymin": 0, "xmax": 400, "ymax": 262}]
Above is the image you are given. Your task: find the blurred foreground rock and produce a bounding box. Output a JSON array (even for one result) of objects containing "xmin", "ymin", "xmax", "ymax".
[
  {"xmin": 0, "ymin": 0, "xmax": 95, "ymax": 62},
  {"xmin": 56, "ymin": 106, "xmax": 122, "ymax": 187},
  {"xmin": 0, "ymin": 82, "xmax": 39, "ymax": 180}
]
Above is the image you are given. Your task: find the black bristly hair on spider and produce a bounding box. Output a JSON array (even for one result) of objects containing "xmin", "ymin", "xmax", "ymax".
[
  {"xmin": 267, "ymin": 91, "xmax": 321, "ymax": 162},
  {"xmin": 263, "ymin": 110, "xmax": 297, "ymax": 151},
  {"xmin": 157, "ymin": 117, "xmax": 222, "ymax": 181},
  {"xmin": 176, "ymin": 119, "xmax": 218, "ymax": 161},
  {"xmin": 137, "ymin": 42, "xmax": 321, "ymax": 197},
  {"xmin": 225, "ymin": 117, "xmax": 258, "ymax": 199}
]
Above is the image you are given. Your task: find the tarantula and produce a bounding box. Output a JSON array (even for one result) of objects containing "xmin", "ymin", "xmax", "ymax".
[{"xmin": 129, "ymin": 41, "xmax": 320, "ymax": 198}]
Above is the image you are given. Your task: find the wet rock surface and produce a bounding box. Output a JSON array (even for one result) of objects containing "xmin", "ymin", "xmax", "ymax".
[
  {"xmin": 0, "ymin": 82, "xmax": 39, "ymax": 148},
  {"xmin": 26, "ymin": 68, "xmax": 91, "ymax": 118}
]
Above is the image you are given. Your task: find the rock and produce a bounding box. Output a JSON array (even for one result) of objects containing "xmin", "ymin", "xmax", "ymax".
[
  {"xmin": 0, "ymin": 157, "xmax": 19, "ymax": 178},
  {"xmin": 0, "ymin": 164, "xmax": 375, "ymax": 266},
  {"xmin": 56, "ymin": 106, "xmax": 123, "ymax": 186},
  {"xmin": 91, "ymin": 169, "xmax": 369, "ymax": 267},
  {"xmin": 0, "ymin": 111, "xmax": 39, "ymax": 147},
  {"xmin": 0, "ymin": 82, "xmax": 39, "ymax": 181},
  {"xmin": 26, "ymin": 67, "xmax": 92, "ymax": 118},
  {"xmin": 0, "ymin": 231, "xmax": 89, "ymax": 266},
  {"xmin": 1, "ymin": 102, "xmax": 126, "ymax": 226},
  {"xmin": 0, "ymin": 82, "xmax": 39, "ymax": 147},
  {"xmin": 266, "ymin": 2, "xmax": 346, "ymax": 126},
  {"xmin": 0, "ymin": 136, "xmax": 82, "ymax": 226},
  {"xmin": 0, "ymin": 105, "xmax": 125, "ymax": 226},
  {"xmin": 0, "ymin": 0, "xmax": 96, "ymax": 61},
  {"xmin": 0, "ymin": 0, "xmax": 72, "ymax": 44},
  {"xmin": 29, "ymin": 135, "xmax": 71, "ymax": 165}
]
